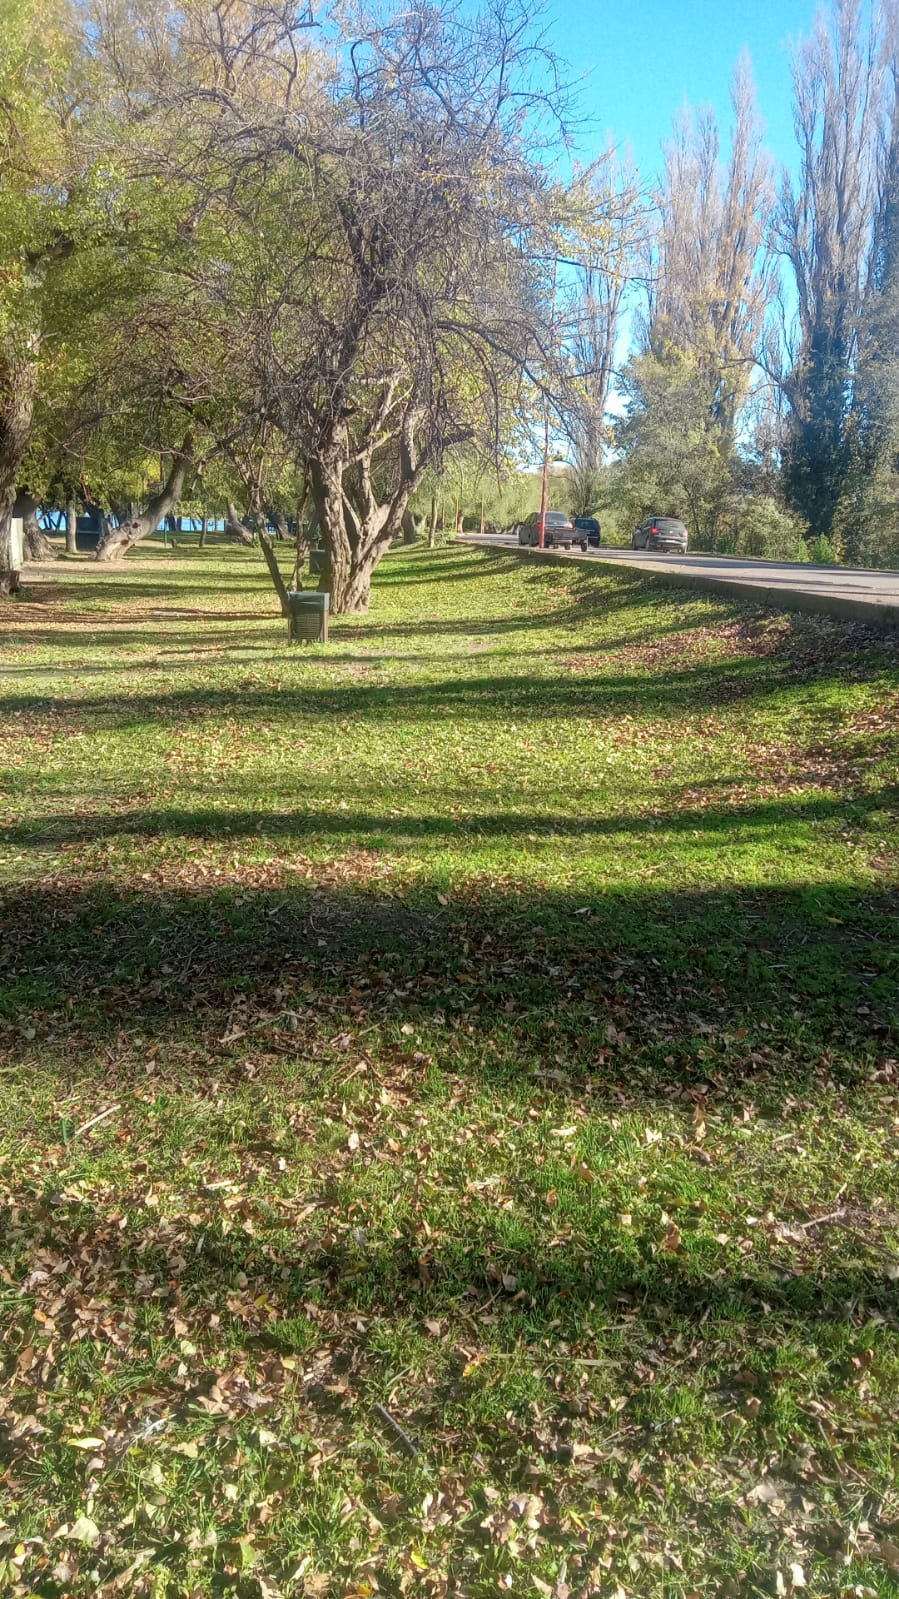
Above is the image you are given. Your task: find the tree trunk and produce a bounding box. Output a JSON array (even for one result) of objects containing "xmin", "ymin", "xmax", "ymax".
[
  {"xmin": 20, "ymin": 495, "xmax": 58, "ymax": 560},
  {"xmin": 65, "ymin": 500, "xmax": 78, "ymax": 554},
  {"xmin": 402, "ymin": 508, "xmax": 423, "ymax": 544},
  {"xmin": 267, "ymin": 508, "xmax": 290, "ymax": 541},
  {"xmin": 310, "ymin": 456, "xmax": 395, "ymax": 613},
  {"xmin": 258, "ymin": 528, "xmax": 291, "ymax": 615},
  {"xmin": 224, "ymin": 500, "xmax": 256, "ymax": 545},
  {"xmin": 428, "ymin": 493, "xmax": 438, "ymax": 549},
  {"xmin": 0, "ymin": 358, "xmax": 38, "ymax": 594},
  {"xmin": 95, "ymin": 437, "xmax": 193, "ymax": 560}
]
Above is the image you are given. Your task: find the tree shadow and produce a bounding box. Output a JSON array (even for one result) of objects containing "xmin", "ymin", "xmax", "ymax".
[
  {"xmin": 1, "ymin": 871, "xmax": 895, "ymax": 1096},
  {"xmin": 2, "ymin": 640, "xmax": 894, "ymax": 730},
  {"xmin": 3, "ymin": 783, "xmax": 898, "ymax": 853}
]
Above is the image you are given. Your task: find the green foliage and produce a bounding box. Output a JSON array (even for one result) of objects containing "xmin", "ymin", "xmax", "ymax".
[
  {"xmin": 412, "ymin": 454, "xmax": 548, "ymax": 532},
  {"xmin": 709, "ymin": 496, "xmax": 811, "ymax": 561},
  {"xmin": 613, "ymin": 344, "xmax": 734, "ymax": 542},
  {"xmin": 808, "ymin": 532, "xmax": 841, "ymax": 565}
]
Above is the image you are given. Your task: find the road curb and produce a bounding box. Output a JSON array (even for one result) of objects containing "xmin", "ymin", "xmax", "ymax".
[{"xmin": 463, "ymin": 540, "xmax": 899, "ymax": 630}]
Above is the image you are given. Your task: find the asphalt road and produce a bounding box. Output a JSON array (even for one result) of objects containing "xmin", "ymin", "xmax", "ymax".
[{"xmin": 465, "ymin": 533, "xmax": 899, "ymax": 619}]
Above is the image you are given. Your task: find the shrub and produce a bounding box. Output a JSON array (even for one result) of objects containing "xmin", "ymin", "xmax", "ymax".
[
  {"xmin": 725, "ymin": 497, "xmax": 810, "ymax": 561},
  {"xmin": 692, "ymin": 497, "xmax": 810, "ymax": 561},
  {"xmin": 808, "ymin": 533, "xmax": 841, "ymax": 564}
]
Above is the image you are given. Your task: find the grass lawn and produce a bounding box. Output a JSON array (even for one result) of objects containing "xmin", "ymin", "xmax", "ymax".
[{"xmin": 1, "ymin": 540, "xmax": 898, "ymax": 1599}]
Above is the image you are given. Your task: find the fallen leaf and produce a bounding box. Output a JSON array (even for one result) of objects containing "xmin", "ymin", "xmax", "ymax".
[
  {"xmin": 746, "ymin": 1479, "xmax": 783, "ymax": 1508},
  {"xmin": 68, "ymin": 1517, "xmax": 101, "ymax": 1548}
]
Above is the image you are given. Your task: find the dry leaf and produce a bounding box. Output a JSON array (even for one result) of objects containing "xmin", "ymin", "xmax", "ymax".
[{"xmin": 68, "ymin": 1517, "xmax": 101, "ymax": 1547}]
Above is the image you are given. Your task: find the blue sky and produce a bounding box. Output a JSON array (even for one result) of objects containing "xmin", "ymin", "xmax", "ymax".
[{"xmin": 546, "ymin": 0, "xmax": 820, "ymax": 182}]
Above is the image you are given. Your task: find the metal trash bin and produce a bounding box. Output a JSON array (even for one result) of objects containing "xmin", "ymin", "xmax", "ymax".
[
  {"xmin": 287, "ymin": 589, "xmax": 329, "ymax": 644},
  {"xmin": 309, "ymin": 549, "xmax": 330, "ymax": 578}
]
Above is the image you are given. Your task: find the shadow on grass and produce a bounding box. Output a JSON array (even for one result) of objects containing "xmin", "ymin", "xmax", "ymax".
[
  {"xmin": 0, "ymin": 626, "xmax": 282, "ymax": 658},
  {"xmin": 2, "ymin": 644, "xmax": 895, "ymax": 730},
  {"xmin": 1, "ymin": 872, "xmax": 895, "ymax": 1092},
  {"xmin": 7, "ymin": 1181, "xmax": 896, "ymax": 1376},
  {"xmin": 3, "ymin": 783, "xmax": 898, "ymax": 852}
]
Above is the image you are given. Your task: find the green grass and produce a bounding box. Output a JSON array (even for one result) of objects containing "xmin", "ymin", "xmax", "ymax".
[{"xmin": 1, "ymin": 539, "xmax": 898, "ymax": 1599}]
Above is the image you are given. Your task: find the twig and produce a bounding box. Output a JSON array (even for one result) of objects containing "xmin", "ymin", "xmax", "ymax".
[
  {"xmin": 373, "ymin": 1403, "xmax": 420, "ymax": 1458},
  {"xmin": 73, "ymin": 1103, "xmax": 120, "ymax": 1138},
  {"xmin": 800, "ymin": 1209, "xmax": 846, "ymax": 1230}
]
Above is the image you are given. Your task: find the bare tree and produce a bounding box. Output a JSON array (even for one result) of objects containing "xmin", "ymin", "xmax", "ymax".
[
  {"xmin": 648, "ymin": 57, "xmax": 774, "ymax": 436},
  {"xmin": 565, "ymin": 155, "xmax": 647, "ymax": 514}
]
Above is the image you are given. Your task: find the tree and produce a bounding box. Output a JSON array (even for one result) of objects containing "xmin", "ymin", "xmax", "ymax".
[
  {"xmin": 0, "ymin": 0, "xmax": 81, "ymax": 590},
  {"xmin": 842, "ymin": 56, "xmax": 899, "ymax": 563},
  {"xmin": 775, "ymin": 0, "xmax": 887, "ymax": 541},
  {"xmin": 565, "ymin": 154, "xmax": 647, "ymax": 515},
  {"xmin": 648, "ymin": 59, "xmax": 774, "ymax": 438},
  {"xmin": 93, "ymin": 0, "xmax": 574, "ymax": 611},
  {"xmin": 613, "ymin": 343, "xmax": 734, "ymax": 543},
  {"xmin": 613, "ymin": 64, "xmax": 774, "ymax": 548}
]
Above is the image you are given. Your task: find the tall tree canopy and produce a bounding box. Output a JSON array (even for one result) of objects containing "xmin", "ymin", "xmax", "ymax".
[{"xmin": 81, "ymin": 0, "xmax": 574, "ymax": 610}]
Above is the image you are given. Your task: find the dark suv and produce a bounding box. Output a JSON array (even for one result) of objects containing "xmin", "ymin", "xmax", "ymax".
[
  {"xmin": 516, "ymin": 510, "xmax": 580, "ymax": 549},
  {"xmin": 632, "ymin": 517, "xmax": 689, "ymax": 553},
  {"xmin": 572, "ymin": 517, "xmax": 601, "ymax": 547}
]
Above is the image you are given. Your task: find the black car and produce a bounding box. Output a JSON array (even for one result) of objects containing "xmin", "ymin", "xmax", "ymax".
[
  {"xmin": 572, "ymin": 517, "xmax": 601, "ymax": 547},
  {"xmin": 632, "ymin": 516, "xmax": 689, "ymax": 553}
]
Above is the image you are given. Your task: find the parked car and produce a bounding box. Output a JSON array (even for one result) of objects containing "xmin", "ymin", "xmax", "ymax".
[
  {"xmin": 572, "ymin": 516, "xmax": 601, "ymax": 547},
  {"xmin": 516, "ymin": 510, "xmax": 583, "ymax": 549},
  {"xmin": 632, "ymin": 516, "xmax": 689, "ymax": 553}
]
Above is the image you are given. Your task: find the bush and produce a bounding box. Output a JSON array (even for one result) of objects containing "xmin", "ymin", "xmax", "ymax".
[
  {"xmin": 697, "ymin": 497, "xmax": 810, "ymax": 561},
  {"xmin": 808, "ymin": 533, "xmax": 841, "ymax": 564}
]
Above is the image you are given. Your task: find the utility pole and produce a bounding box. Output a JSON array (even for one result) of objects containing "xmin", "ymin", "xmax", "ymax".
[{"xmin": 538, "ymin": 258, "xmax": 558, "ymax": 551}]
